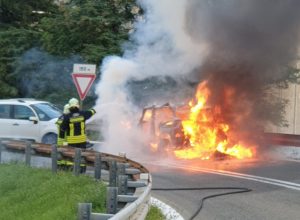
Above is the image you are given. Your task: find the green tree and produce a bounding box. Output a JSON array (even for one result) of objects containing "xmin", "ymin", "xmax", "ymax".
[
  {"xmin": 0, "ymin": 0, "xmax": 58, "ymax": 98},
  {"xmin": 40, "ymin": 0, "xmax": 139, "ymax": 64},
  {"xmin": 0, "ymin": 28, "xmax": 39, "ymax": 97},
  {"xmin": 0, "ymin": 0, "xmax": 139, "ymax": 106},
  {"xmin": 0, "ymin": 0, "xmax": 57, "ymax": 25}
]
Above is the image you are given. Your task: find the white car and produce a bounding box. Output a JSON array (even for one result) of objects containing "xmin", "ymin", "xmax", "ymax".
[{"xmin": 0, "ymin": 99, "xmax": 62, "ymax": 144}]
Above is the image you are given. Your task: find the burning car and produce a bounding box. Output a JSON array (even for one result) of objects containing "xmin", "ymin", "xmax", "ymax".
[
  {"xmin": 139, "ymin": 80, "xmax": 255, "ymax": 160},
  {"xmin": 139, "ymin": 103, "xmax": 190, "ymax": 150}
]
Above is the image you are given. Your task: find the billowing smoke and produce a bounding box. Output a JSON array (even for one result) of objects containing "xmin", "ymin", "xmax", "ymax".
[
  {"xmin": 94, "ymin": 0, "xmax": 204, "ymax": 155},
  {"xmin": 15, "ymin": 48, "xmax": 83, "ymax": 107},
  {"xmin": 185, "ymin": 0, "xmax": 300, "ymax": 144},
  {"xmin": 94, "ymin": 0, "xmax": 300, "ymax": 155}
]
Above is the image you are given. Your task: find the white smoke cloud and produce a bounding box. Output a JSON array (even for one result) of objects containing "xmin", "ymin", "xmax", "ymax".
[
  {"xmin": 93, "ymin": 0, "xmax": 300, "ymax": 157},
  {"xmin": 93, "ymin": 0, "xmax": 206, "ymax": 156}
]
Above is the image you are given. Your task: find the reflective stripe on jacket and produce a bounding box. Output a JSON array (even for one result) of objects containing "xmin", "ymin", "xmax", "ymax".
[
  {"xmin": 66, "ymin": 115, "xmax": 86, "ymax": 144},
  {"xmin": 56, "ymin": 116, "xmax": 67, "ymax": 146},
  {"xmin": 60, "ymin": 109, "xmax": 96, "ymax": 145}
]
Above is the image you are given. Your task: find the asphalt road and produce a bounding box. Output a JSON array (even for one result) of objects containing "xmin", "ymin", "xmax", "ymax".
[{"xmin": 141, "ymin": 154, "xmax": 300, "ymax": 220}]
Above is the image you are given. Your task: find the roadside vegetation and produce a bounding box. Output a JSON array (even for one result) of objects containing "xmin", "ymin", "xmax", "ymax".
[
  {"xmin": 146, "ymin": 206, "xmax": 166, "ymax": 220},
  {"xmin": 0, "ymin": 0, "xmax": 140, "ymax": 108},
  {"xmin": 0, "ymin": 163, "xmax": 106, "ymax": 220}
]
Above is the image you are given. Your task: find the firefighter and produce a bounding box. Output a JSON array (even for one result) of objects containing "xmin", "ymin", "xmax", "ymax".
[
  {"xmin": 56, "ymin": 104, "xmax": 70, "ymax": 146},
  {"xmin": 59, "ymin": 98, "xmax": 96, "ymax": 173},
  {"xmin": 56, "ymin": 104, "xmax": 73, "ymax": 171},
  {"xmin": 60, "ymin": 97, "xmax": 96, "ymax": 149}
]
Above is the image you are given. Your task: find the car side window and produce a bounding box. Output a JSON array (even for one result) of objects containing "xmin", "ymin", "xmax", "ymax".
[
  {"xmin": 0, "ymin": 104, "xmax": 11, "ymax": 119},
  {"xmin": 13, "ymin": 105, "xmax": 35, "ymax": 120}
]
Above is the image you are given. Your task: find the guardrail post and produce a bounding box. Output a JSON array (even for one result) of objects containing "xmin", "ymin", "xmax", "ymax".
[
  {"xmin": 106, "ymin": 187, "xmax": 118, "ymax": 214},
  {"xmin": 109, "ymin": 160, "xmax": 117, "ymax": 186},
  {"xmin": 94, "ymin": 153, "xmax": 101, "ymax": 180},
  {"xmin": 118, "ymin": 175, "xmax": 128, "ymax": 195},
  {"xmin": 51, "ymin": 144, "xmax": 58, "ymax": 173},
  {"xmin": 25, "ymin": 142, "xmax": 31, "ymax": 166},
  {"xmin": 78, "ymin": 203, "xmax": 92, "ymax": 220},
  {"xmin": 74, "ymin": 148, "xmax": 82, "ymax": 176},
  {"xmin": 117, "ymin": 162, "xmax": 126, "ymax": 176}
]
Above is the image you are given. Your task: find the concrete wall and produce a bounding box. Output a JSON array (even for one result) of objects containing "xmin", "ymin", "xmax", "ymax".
[{"xmin": 267, "ymin": 83, "xmax": 300, "ymax": 134}]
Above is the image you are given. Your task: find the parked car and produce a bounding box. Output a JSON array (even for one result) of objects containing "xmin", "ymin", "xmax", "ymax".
[{"xmin": 0, "ymin": 99, "xmax": 62, "ymax": 144}]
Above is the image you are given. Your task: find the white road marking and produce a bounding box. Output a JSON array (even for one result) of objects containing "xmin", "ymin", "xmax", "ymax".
[{"xmin": 146, "ymin": 160, "xmax": 300, "ymax": 191}]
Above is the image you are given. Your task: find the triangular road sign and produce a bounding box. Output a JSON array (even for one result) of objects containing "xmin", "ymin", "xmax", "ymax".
[{"xmin": 72, "ymin": 73, "xmax": 96, "ymax": 100}]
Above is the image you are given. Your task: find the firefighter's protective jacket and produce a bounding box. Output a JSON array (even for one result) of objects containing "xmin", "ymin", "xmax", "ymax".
[
  {"xmin": 56, "ymin": 115, "xmax": 66, "ymax": 146},
  {"xmin": 60, "ymin": 108, "xmax": 96, "ymax": 148}
]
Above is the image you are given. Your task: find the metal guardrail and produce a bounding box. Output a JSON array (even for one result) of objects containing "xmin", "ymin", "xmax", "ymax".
[
  {"xmin": 0, "ymin": 140, "xmax": 151, "ymax": 220},
  {"xmin": 264, "ymin": 132, "xmax": 300, "ymax": 147},
  {"xmin": 3, "ymin": 132, "xmax": 296, "ymax": 219}
]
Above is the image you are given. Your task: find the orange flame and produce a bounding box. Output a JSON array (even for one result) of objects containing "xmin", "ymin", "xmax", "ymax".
[
  {"xmin": 150, "ymin": 143, "xmax": 158, "ymax": 152},
  {"xmin": 174, "ymin": 81, "xmax": 255, "ymax": 160}
]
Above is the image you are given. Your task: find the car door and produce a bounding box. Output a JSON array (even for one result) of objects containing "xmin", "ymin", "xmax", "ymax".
[
  {"xmin": 11, "ymin": 104, "xmax": 40, "ymax": 141},
  {"xmin": 0, "ymin": 104, "xmax": 13, "ymax": 138}
]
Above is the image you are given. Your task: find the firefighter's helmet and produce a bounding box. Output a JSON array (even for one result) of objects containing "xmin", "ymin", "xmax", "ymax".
[
  {"xmin": 69, "ymin": 98, "xmax": 79, "ymax": 108},
  {"xmin": 63, "ymin": 104, "xmax": 70, "ymax": 114}
]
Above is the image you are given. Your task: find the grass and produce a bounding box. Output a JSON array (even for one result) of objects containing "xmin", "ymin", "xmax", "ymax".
[
  {"xmin": 146, "ymin": 205, "xmax": 166, "ymax": 220},
  {"xmin": 0, "ymin": 163, "xmax": 106, "ymax": 220}
]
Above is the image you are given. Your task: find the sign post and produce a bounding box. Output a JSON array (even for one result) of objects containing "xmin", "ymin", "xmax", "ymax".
[{"xmin": 72, "ymin": 64, "xmax": 96, "ymax": 107}]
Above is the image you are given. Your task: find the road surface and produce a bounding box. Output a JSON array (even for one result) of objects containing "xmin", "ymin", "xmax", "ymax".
[{"xmin": 142, "ymin": 154, "xmax": 300, "ymax": 220}]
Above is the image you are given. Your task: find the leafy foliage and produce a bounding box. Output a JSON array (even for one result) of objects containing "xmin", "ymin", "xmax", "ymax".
[
  {"xmin": 0, "ymin": 27, "xmax": 40, "ymax": 97},
  {"xmin": 0, "ymin": 0, "xmax": 57, "ymax": 26},
  {"xmin": 0, "ymin": 0, "xmax": 58, "ymax": 98},
  {"xmin": 0, "ymin": 0, "xmax": 139, "ymax": 106},
  {"xmin": 40, "ymin": 0, "xmax": 138, "ymax": 63}
]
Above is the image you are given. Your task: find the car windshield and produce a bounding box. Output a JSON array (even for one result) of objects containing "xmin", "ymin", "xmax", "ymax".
[{"xmin": 30, "ymin": 103, "xmax": 62, "ymax": 121}]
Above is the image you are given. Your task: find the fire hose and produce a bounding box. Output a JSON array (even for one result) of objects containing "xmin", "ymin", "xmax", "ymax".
[{"xmin": 152, "ymin": 186, "xmax": 252, "ymax": 220}]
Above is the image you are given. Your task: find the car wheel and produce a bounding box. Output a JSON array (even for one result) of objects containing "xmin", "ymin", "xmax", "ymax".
[{"xmin": 41, "ymin": 133, "xmax": 57, "ymax": 144}]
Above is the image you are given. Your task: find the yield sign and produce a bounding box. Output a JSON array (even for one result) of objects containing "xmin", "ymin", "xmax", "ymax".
[{"xmin": 72, "ymin": 73, "xmax": 96, "ymax": 100}]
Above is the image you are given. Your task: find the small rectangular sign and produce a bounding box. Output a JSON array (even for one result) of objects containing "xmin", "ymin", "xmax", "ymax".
[{"xmin": 73, "ymin": 64, "xmax": 96, "ymax": 74}]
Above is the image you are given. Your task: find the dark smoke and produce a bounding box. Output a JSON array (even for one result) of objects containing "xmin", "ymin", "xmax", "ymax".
[
  {"xmin": 185, "ymin": 0, "xmax": 300, "ymax": 139},
  {"xmin": 14, "ymin": 48, "xmax": 86, "ymax": 108},
  {"xmin": 94, "ymin": 0, "xmax": 300, "ymax": 154}
]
